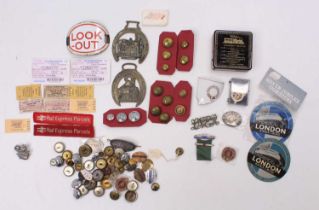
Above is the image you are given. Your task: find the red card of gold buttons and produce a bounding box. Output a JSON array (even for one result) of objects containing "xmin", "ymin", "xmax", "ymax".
[
  {"xmin": 176, "ymin": 30, "xmax": 194, "ymax": 71},
  {"xmin": 148, "ymin": 81, "xmax": 192, "ymax": 123},
  {"xmin": 103, "ymin": 108, "xmax": 147, "ymax": 127},
  {"xmin": 157, "ymin": 32, "xmax": 178, "ymax": 75}
]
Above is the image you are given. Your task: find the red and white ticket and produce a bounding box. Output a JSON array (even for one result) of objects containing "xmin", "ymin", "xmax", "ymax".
[
  {"xmin": 70, "ymin": 59, "xmax": 110, "ymax": 84},
  {"xmin": 33, "ymin": 112, "xmax": 93, "ymax": 126},
  {"xmin": 34, "ymin": 124, "xmax": 94, "ymax": 138},
  {"xmin": 32, "ymin": 59, "xmax": 69, "ymax": 84}
]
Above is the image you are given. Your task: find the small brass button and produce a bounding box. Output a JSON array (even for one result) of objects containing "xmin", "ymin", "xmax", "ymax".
[
  {"xmin": 104, "ymin": 146, "xmax": 114, "ymax": 156},
  {"xmin": 79, "ymin": 144, "xmax": 92, "ymax": 157},
  {"xmin": 54, "ymin": 142, "xmax": 65, "ymax": 153},
  {"xmin": 162, "ymin": 50, "xmax": 171, "ymax": 60},
  {"xmin": 162, "ymin": 95, "xmax": 173, "ymax": 106},
  {"xmin": 175, "ymin": 147, "xmax": 184, "ymax": 156},
  {"xmin": 180, "ymin": 40, "xmax": 189, "ymax": 48},
  {"xmin": 128, "ymin": 159, "xmax": 137, "ymax": 166},
  {"xmin": 74, "ymin": 163, "xmax": 83, "ymax": 171},
  {"xmin": 163, "ymin": 37, "xmax": 173, "ymax": 48},
  {"xmin": 66, "ymin": 159, "xmax": 74, "ymax": 166},
  {"xmin": 179, "ymin": 89, "xmax": 187, "ymax": 98},
  {"xmin": 151, "ymin": 183, "xmax": 160, "ymax": 191},
  {"xmin": 151, "ymin": 106, "xmax": 161, "ymax": 116},
  {"xmin": 62, "ymin": 150, "xmax": 73, "ymax": 160},
  {"xmin": 180, "ymin": 55, "xmax": 189, "ymax": 65},
  {"xmin": 175, "ymin": 105, "xmax": 186, "ymax": 116},
  {"xmin": 101, "ymin": 178, "xmax": 112, "ymax": 189},
  {"xmin": 159, "ymin": 113, "xmax": 170, "ymax": 123},
  {"xmin": 107, "ymin": 156, "xmax": 116, "ymax": 166},
  {"xmin": 153, "ymin": 86, "xmax": 163, "ymax": 96},
  {"xmin": 125, "ymin": 191, "xmax": 138, "ymax": 202},
  {"xmin": 162, "ymin": 64, "xmax": 169, "ymax": 71},
  {"xmin": 96, "ymin": 158, "xmax": 107, "ymax": 169},
  {"xmin": 110, "ymin": 191, "xmax": 120, "ymax": 200}
]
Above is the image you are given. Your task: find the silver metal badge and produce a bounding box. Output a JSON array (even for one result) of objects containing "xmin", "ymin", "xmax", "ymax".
[
  {"xmin": 222, "ymin": 111, "xmax": 242, "ymax": 127},
  {"xmin": 112, "ymin": 63, "xmax": 146, "ymax": 107},
  {"xmin": 112, "ymin": 21, "xmax": 149, "ymax": 64}
]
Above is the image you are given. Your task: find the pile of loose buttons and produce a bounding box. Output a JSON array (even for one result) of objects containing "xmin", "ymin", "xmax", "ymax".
[{"xmin": 50, "ymin": 138, "xmax": 159, "ymax": 201}]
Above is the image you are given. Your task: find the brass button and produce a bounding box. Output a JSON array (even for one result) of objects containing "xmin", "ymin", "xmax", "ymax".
[
  {"xmin": 96, "ymin": 158, "xmax": 107, "ymax": 169},
  {"xmin": 179, "ymin": 89, "xmax": 187, "ymax": 98},
  {"xmin": 180, "ymin": 55, "xmax": 189, "ymax": 65},
  {"xmin": 107, "ymin": 156, "xmax": 116, "ymax": 166},
  {"xmin": 142, "ymin": 159, "xmax": 154, "ymax": 171},
  {"xmin": 62, "ymin": 150, "xmax": 73, "ymax": 160},
  {"xmin": 128, "ymin": 158, "xmax": 137, "ymax": 166},
  {"xmin": 175, "ymin": 105, "xmax": 186, "ymax": 116},
  {"xmin": 162, "ymin": 50, "xmax": 171, "ymax": 60},
  {"xmin": 134, "ymin": 168, "xmax": 146, "ymax": 182},
  {"xmin": 104, "ymin": 146, "xmax": 114, "ymax": 156},
  {"xmin": 153, "ymin": 86, "xmax": 163, "ymax": 96},
  {"xmin": 151, "ymin": 106, "xmax": 161, "ymax": 116},
  {"xmin": 110, "ymin": 191, "xmax": 120, "ymax": 200},
  {"xmin": 163, "ymin": 37, "xmax": 173, "ymax": 48},
  {"xmin": 180, "ymin": 40, "xmax": 189, "ymax": 48},
  {"xmin": 175, "ymin": 147, "xmax": 184, "ymax": 156},
  {"xmin": 159, "ymin": 113, "xmax": 170, "ymax": 123},
  {"xmin": 101, "ymin": 178, "xmax": 112, "ymax": 189},
  {"xmin": 74, "ymin": 163, "xmax": 83, "ymax": 171},
  {"xmin": 66, "ymin": 159, "xmax": 74, "ymax": 166},
  {"xmin": 151, "ymin": 182, "xmax": 160, "ymax": 191},
  {"xmin": 162, "ymin": 95, "xmax": 173, "ymax": 106},
  {"xmin": 162, "ymin": 64, "xmax": 169, "ymax": 71},
  {"xmin": 125, "ymin": 191, "xmax": 138, "ymax": 202},
  {"xmin": 79, "ymin": 144, "xmax": 92, "ymax": 157}
]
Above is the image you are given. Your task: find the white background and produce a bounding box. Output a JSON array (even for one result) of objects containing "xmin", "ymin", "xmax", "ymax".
[{"xmin": 1, "ymin": 0, "xmax": 319, "ymax": 210}]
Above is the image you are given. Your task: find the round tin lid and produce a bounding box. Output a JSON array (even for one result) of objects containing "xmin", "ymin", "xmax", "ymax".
[
  {"xmin": 66, "ymin": 21, "xmax": 110, "ymax": 56},
  {"xmin": 250, "ymin": 101, "xmax": 293, "ymax": 142},
  {"xmin": 247, "ymin": 139, "xmax": 290, "ymax": 182}
]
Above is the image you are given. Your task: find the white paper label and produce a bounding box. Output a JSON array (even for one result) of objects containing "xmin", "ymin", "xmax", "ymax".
[
  {"xmin": 32, "ymin": 59, "xmax": 69, "ymax": 84},
  {"xmin": 142, "ymin": 10, "xmax": 169, "ymax": 26},
  {"xmin": 70, "ymin": 59, "xmax": 110, "ymax": 84}
]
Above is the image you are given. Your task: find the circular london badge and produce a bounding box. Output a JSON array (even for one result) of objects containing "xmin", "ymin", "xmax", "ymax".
[
  {"xmin": 250, "ymin": 101, "xmax": 293, "ymax": 142},
  {"xmin": 247, "ymin": 139, "xmax": 291, "ymax": 182}
]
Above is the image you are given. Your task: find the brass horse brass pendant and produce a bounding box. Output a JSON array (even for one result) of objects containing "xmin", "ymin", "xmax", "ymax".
[
  {"xmin": 112, "ymin": 21, "xmax": 149, "ymax": 64},
  {"xmin": 112, "ymin": 63, "xmax": 146, "ymax": 107}
]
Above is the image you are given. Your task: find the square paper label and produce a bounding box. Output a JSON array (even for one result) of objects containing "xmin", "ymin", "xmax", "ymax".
[
  {"xmin": 32, "ymin": 59, "xmax": 69, "ymax": 84},
  {"xmin": 70, "ymin": 59, "xmax": 110, "ymax": 84},
  {"xmin": 260, "ymin": 68, "xmax": 307, "ymax": 110},
  {"xmin": 142, "ymin": 10, "xmax": 169, "ymax": 26}
]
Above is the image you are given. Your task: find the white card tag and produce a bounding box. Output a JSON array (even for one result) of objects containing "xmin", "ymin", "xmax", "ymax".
[
  {"xmin": 142, "ymin": 10, "xmax": 169, "ymax": 26},
  {"xmin": 32, "ymin": 59, "xmax": 69, "ymax": 84}
]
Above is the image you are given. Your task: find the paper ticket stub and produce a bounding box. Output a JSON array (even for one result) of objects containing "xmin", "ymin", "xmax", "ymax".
[
  {"xmin": 142, "ymin": 10, "xmax": 169, "ymax": 26},
  {"xmin": 5, "ymin": 119, "xmax": 30, "ymax": 133},
  {"xmin": 19, "ymin": 99, "xmax": 43, "ymax": 112},
  {"xmin": 34, "ymin": 124, "xmax": 94, "ymax": 138},
  {"xmin": 32, "ymin": 59, "xmax": 69, "ymax": 84},
  {"xmin": 16, "ymin": 84, "xmax": 41, "ymax": 100},
  {"xmin": 43, "ymin": 99, "xmax": 70, "ymax": 112},
  {"xmin": 44, "ymin": 85, "xmax": 70, "ymax": 98},
  {"xmin": 33, "ymin": 112, "xmax": 94, "ymax": 126},
  {"xmin": 70, "ymin": 99, "xmax": 96, "ymax": 113},
  {"xmin": 69, "ymin": 85, "xmax": 94, "ymax": 99},
  {"xmin": 70, "ymin": 59, "xmax": 110, "ymax": 84}
]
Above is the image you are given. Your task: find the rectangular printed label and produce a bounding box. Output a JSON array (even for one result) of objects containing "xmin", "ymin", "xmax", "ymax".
[
  {"xmin": 19, "ymin": 99, "xmax": 43, "ymax": 112},
  {"xmin": 43, "ymin": 99, "xmax": 70, "ymax": 112},
  {"xmin": 260, "ymin": 68, "xmax": 307, "ymax": 110},
  {"xmin": 142, "ymin": 10, "xmax": 169, "ymax": 26},
  {"xmin": 16, "ymin": 84, "xmax": 41, "ymax": 100},
  {"xmin": 69, "ymin": 99, "xmax": 96, "ymax": 113},
  {"xmin": 70, "ymin": 59, "xmax": 110, "ymax": 84},
  {"xmin": 44, "ymin": 85, "xmax": 70, "ymax": 98},
  {"xmin": 34, "ymin": 124, "xmax": 94, "ymax": 138},
  {"xmin": 32, "ymin": 59, "xmax": 69, "ymax": 84},
  {"xmin": 33, "ymin": 112, "xmax": 94, "ymax": 126},
  {"xmin": 69, "ymin": 85, "xmax": 94, "ymax": 99},
  {"xmin": 5, "ymin": 119, "xmax": 30, "ymax": 133}
]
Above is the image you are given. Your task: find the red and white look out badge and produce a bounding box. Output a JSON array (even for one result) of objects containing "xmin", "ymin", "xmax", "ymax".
[{"xmin": 66, "ymin": 21, "xmax": 110, "ymax": 56}]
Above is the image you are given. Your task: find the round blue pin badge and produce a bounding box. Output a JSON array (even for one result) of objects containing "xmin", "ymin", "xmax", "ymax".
[
  {"xmin": 250, "ymin": 101, "xmax": 293, "ymax": 142},
  {"xmin": 247, "ymin": 139, "xmax": 291, "ymax": 182}
]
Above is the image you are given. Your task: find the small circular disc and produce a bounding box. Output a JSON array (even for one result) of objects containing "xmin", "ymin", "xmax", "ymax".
[
  {"xmin": 116, "ymin": 112, "xmax": 127, "ymax": 123},
  {"xmin": 151, "ymin": 183, "xmax": 160, "ymax": 191},
  {"xmin": 96, "ymin": 158, "xmax": 107, "ymax": 169},
  {"xmin": 207, "ymin": 86, "xmax": 219, "ymax": 100},
  {"xmin": 222, "ymin": 111, "xmax": 242, "ymax": 127},
  {"xmin": 79, "ymin": 144, "xmax": 92, "ymax": 157},
  {"xmin": 106, "ymin": 113, "xmax": 115, "ymax": 121},
  {"xmin": 125, "ymin": 191, "xmax": 138, "ymax": 202},
  {"xmin": 63, "ymin": 166, "xmax": 75, "ymax": 177},
  {"xmin": 222, "ymin": 147, "xmax": 236, "ymax": 162},
  {"xmin": 50, "ymin": 158, "xmax": 57, "ymax": 166},
  {"xmin": 128, "ymin": 111, "xmax": 141, "ymax": 122},
  {"xmin": 115, "ymin": 177, "xmax": 129, "ymax": 192},
  {"xmin": 62, "ymin": 150, "xmax": 73, "ymax": 160},
  {"xmin": 110, "ymin": 191, "xmax": 120, "ymax": 200},
  {"xmin": 101, "ymin": 179, "xmax": 112, "ymax": 189},
  {"xmin": 54, "ymin": 142, "xmax": 65, "ymax": 153},
  {"xmin": 127, "ymin": 180, "xmax": 139, "ymax": 191},
  {"xmin": 93, "ymin": 186, "xmax": 105, "ymax": 197},
  {"xmin": 175, "ymin": 147, "xmax": 184, "ymax": 156},
  {"xmin": 84, "ymin": 160, "xmax": 95, "ymax": 171}
]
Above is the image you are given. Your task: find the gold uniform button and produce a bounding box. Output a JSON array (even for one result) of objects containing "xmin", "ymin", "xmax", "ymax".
[
  {"xmin": 62, "ymin": 150, "xmax": 72, "ymax": 160},
  {"xmin": 175, "ymin": 105, "xmax": 186, "ymax": 116},
  {"xmin": 162, "ymin": 64, "xmax": 169, "ymax": 71},
  {"xmin": 101, "ymin": 179, "xmax": 112, "ymax": 189},
  {"xmin": 162, "ymin": 50, "xmax": 172, "ymax": 60},
  {"xmin": 180, "ymin": 40, "xmax": 189, "ymax": 48},
  {"xmin": 104, "ymin": 146, "xmax": 114, "ymax": 156},
  {"xmin": 78, "ymin": 144, "xmax": 92, "ymax": 157},
  {"xmin": 179, "ymin": 89, "xmax": 187, "ymax": 98},
  {"xmin": 180, "ymin": 55, "xmax": 189, "ymax": 65},
  {"xmin": 74, "ymin": 163, "xmax": 83, "ymax": 171},
  {"xmin": 153, "ymin": 86, "xmax": 163, "ymax": 96},
  {"xmin": 159, "ymin": 113, "xmax": 170, "ymax": 123},
  {"xmin": 162, "ymin": 95, "xmax": 173, "ymax": 106},
  {"xmin": 163, "ymin": 37, "xmax": 173, "ymax": 48},
  {"xmin": 175, "ymin": 147, "xmax": 184, "ymax": 156},
  {"xmin": 151, "ymin": 183, "xmax": 160, "ymax": 191},
  {"xmin": 96, "ymin": 158, "xmax": 107, "ymax": 169},
  {"xmin": 151, "ymin": 106, "xmax": 161, "ymax": 116},
  {"xmin": 110, "ymin": 191, "xmax": 120, "ymax": 200}
]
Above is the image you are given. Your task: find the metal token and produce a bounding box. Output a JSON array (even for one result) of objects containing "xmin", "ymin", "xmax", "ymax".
[
  {"xmin": 250, "ymin": 102, "xmax": 293, "ymax": 142},
  {"xmin": 128, "ymin": 111, "xmax": 141, "ymax": 122},
  {"xmin": 146, "ymin": 168, "xmax": 157, "ymax": 184},
  {"xmin": 93, "ymin": 186, "xmax": 105, "ymax": 197},
  {"xmin": 159, "ymin": 113, "xmax": 170, "ymax": 123},
  {"xmin": 63, "ymin": 166, "xmax": 75, "ymax": 177},
  {"xmin": 151, "ymin": 183, "xmax": 160, "ymax": 191},
  {"xmin": 125, "ymin": 191, "xmax": 138, "ymax": 202},
  {"xmin": 106, "ymin": 113, "xmax": 115, "ymax": 121},
  {"xmin": 127, "ymin": 180, "xmax": 139, "ymax": 191},
  {"xmin": 207, "ymin": 85, "xmax": 220, "ymax": 100},
  {"xmin": 84, "ymin": 160, "xmax": 95, "ymax": 171},
  {"xmin": 116, "ymin": 112, "xmax": 127, "ymax": 123},
  {"xmin": 247, "ymin": 139, "xmax": 290, "ymax": 182},
  {"xmin": 175, "ymin": 105, "xmax": 186, "ymax": 116},
  {"xmin": 54, "ymin": 142, "xmax": 65, "ymax": 153},
  {"xmin": 112, "ymin": 63, "xmax": 146, "ymax": 107},
  {"xmin": 222, "ymin": 111, "xmax": 242, "ymax": 127},
  {"xmin": 110, "ymin": 191, "xmax": 120, "ymax": 200},
  {"xmin": 221, "ymin": 147, "xmax": 236, "ymax": 162},
  {"xmin": 112, "ymin": 21, "xmax": 149, "ymax": 63}
]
